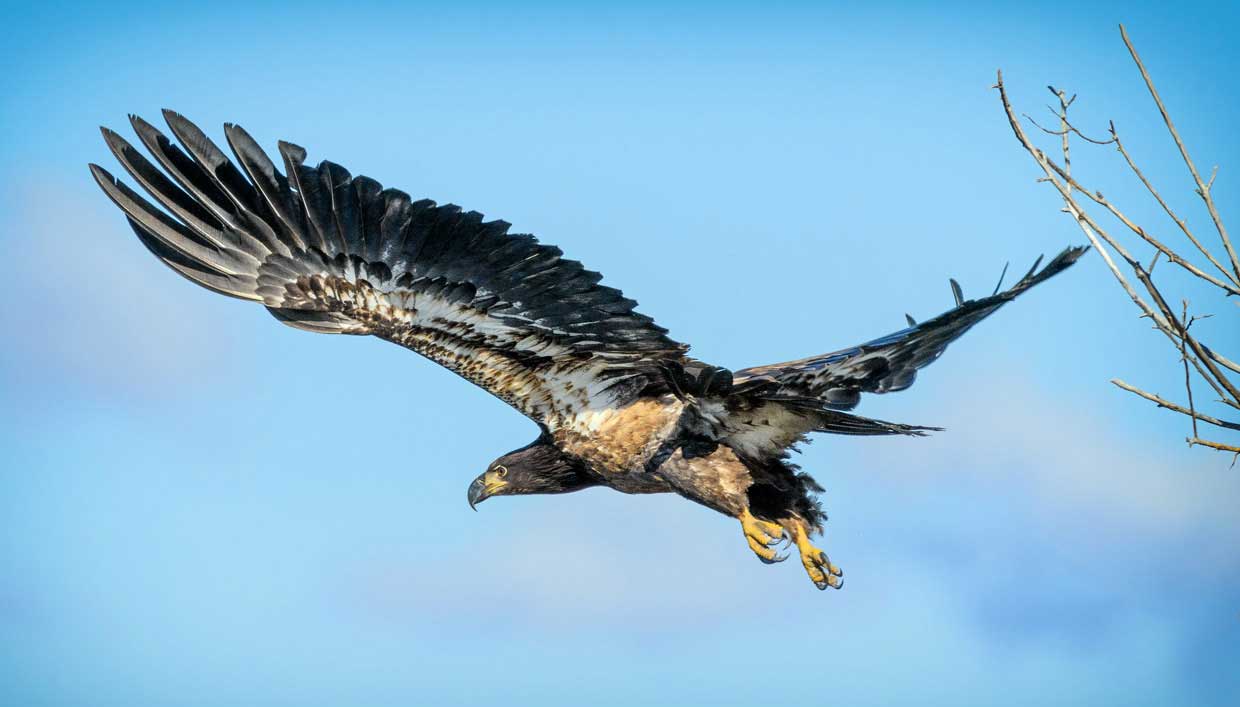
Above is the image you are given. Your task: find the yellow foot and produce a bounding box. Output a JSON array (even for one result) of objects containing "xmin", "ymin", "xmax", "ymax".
[
  {"xmin": 788, "ymin": 521, "xmax": 843, "ymax": 590},
  {"xmin": 739, "ymin": 509, "xmax": 789, "ymax": 564}
]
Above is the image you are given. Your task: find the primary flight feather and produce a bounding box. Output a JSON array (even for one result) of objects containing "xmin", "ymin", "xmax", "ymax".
[{"xmin": 91, "ymin": 111, "xmax": 1085, "ymax": 590}]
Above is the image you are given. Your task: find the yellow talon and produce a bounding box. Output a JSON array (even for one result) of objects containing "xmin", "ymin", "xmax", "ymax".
[
  {"xmin": 745, "ymin": 535, "xmax": 783, "ymax": 563},
  {"xmin": 739, "ymin": 509, "xmax": 787, "ymax": 563},
  {"xmin": 789, "ymin": 520, "xmax": 843, "ymax": 590}
]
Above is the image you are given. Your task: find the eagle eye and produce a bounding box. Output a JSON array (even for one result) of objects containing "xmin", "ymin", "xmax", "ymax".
[{"xmin": 494, "ymin": 465, "xmax": 508, "ymax": 478}]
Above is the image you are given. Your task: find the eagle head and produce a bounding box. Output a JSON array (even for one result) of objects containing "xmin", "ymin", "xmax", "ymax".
[{"xmin": 467, "ymin": 437, "xmax": 595, "ymax": 510}]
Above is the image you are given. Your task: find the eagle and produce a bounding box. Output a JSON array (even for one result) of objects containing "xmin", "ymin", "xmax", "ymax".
[{"xmin": 90, "ymin": 112, "xmax": 1084, "ymax": 590}]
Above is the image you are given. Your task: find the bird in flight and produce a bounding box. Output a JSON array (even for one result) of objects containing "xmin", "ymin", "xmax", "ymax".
[{"xmin": 91, "ymin": 112, "xmax": 1084, "ymax": 590}]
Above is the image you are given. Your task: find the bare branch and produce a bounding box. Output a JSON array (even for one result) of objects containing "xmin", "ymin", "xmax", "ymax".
[
  {"xmin": 1181, "ymin": 302, "xmax": 1198, "ymax": 439},
  {"xmin": 1186, "ymin": 438, "xmax": 1240, "ymax": 467},
  {"xmin": 997, "ymin": 72, "xmax": 1151, "ymax": 320},
  {"xmin": 1120, "ymin": 24, "xmax": 1240, "ymax": 284},
  {"xmin": 1203, "ymin": 345, "xmax": 1240, "ymax": 376},
  {"xmin": 1109, "ymin": 122, "xmax": 1239, "ymax": 287},
  {"xmin": 1041, "ymin": 143, "xmax": 1240, "ymax": 296},
  {"xmin": 1111, "ymin": 379, "xmax": 1240, "ymax": 431},
  {"xmin": 997, "ymin": 29, "xmax": 1239, "ymax": 460},
  {"xmin": 996, "ymin": 69, "xmax": 1240, "ymax": 409},
  {"xmin": 1056, "ymin": 87, "xmax": 1073, "ymax": 197},
  {"xmin": 1024, "ymin": 113, "xmax": 1116, "ymax": 145}
]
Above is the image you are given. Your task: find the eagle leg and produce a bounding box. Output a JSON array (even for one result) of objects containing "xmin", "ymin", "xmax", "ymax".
[
  {"xmin": 783, "ymin": 518, "xmax": 843, "ymax": 590},
  {"xmin": 739, "ymin": 509, "xmax": 789, "ymax": 564}
]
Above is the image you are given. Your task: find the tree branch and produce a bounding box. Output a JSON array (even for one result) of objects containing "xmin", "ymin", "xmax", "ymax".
[
  {"xmin": 1120, "ymin": 24, "xmax": 1240, "ymax": 284},
  {"xmin": 1108, "ymin": 121, "xmax": 1239, "ymax": 288},
  {"xmin": 1039, "ymin": 141, "xmax": 1240, "ymax": 297},
  {"xmin": 1186, "ymin": 437, "xmax": 1240, "ymax": 459},
  {"xmin": 1112, "ymin": 379, "xmax": 1240, "ymax": 431},
  {"xmin": 996, "ymin": 28, "xmax": 1239, "ymax": 458},
  {"xmin": 998, "ymin": 75, "xmax": 1238, "ymax": 402}
]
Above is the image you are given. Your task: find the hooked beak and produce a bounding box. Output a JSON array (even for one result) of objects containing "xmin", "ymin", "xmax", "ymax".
[{"xmin": 467, "ymin": 477, "xmax": 505, "ymax": 511}]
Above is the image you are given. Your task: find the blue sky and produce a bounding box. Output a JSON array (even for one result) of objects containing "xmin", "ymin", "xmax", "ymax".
[{"xmin": 1, "ymin": 1, "xmax": 1238, "ymax": 705}]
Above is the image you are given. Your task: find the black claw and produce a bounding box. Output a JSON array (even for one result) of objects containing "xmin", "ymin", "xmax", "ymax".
[
  {"xmin": 759, "ymin": 552, "xmax": 787, "ymax": 565},
  {"xmin": 814, "ymin": 580, "xmax": 829, "ymax": 590}
]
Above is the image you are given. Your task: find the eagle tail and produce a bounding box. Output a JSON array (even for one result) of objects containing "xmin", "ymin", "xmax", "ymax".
[{"xmin": 810, "ymin": 409, "xmax": 941, "ymax": 437}]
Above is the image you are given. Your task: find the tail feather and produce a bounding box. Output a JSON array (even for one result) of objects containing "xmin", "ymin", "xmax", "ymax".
[{"xmin": 811, "ymin": 409, "xmax": 941, "ymax": 437}]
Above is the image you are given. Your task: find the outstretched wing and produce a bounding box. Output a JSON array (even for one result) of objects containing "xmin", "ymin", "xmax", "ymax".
[
  {"xmin": 732, "ymin": 246, "xmax": 1086, "ymax": 410},
  {"xmin": 91, "ymin": 111, "xmax": 688, "ymax": 428}
]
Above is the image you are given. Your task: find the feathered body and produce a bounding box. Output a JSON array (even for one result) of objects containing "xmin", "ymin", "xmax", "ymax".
[{"xmin": 91, "ymin": 111, "xmax": 1085, "ymax": 590}]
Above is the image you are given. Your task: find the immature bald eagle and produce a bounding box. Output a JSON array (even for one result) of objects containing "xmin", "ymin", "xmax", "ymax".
[{"xmin": 91, "ymin": 112, "xmax": 1084, "ymax": 590}]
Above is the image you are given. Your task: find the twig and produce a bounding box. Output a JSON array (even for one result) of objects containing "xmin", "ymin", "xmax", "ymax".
[
  {"xmin": 1120, "ymin": 24, "xmax": 1240, "ymax": 284},
  {"xmin": 1109, "ymin": 122, "xmax": 1239, "ymax": 288},
  {"xmin": 996, "ymin": 70, "xmax": 1240, "ymax": 410},
  {"xmin": 1201, "ymin": 344, "xmax": 1240, "ymax": 376},
  {"xmin": 1186, "ymin": 438, "xmax": 1240, "ymax": 468},
  {"xmin": 997, "ymin": 29, "xmax": 1239, "ymax": 460},
  {"xmin": 1111, "ymin": 379, "xmax": 1240, "ymax": 431},
  {"xmin": 997, "ymin": 73, "xmax": 1147, "ymax": 319},
  {"xmin": 1055, "ymin": 88, "xmax": 1074, "ymax": 207},
  {"xmin": 1024, "ymin": 113, "xmax": 1116, "ymax": 146},
  {"xmin": 1181, "ymin": 301, "xmax": 1198, "ymax": 439},
  {"xmin": 1041, "ymin": 137, "xmax": 1240, "ymax": 297}
]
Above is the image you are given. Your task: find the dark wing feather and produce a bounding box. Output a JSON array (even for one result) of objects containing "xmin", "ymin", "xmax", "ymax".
[
  {"xmin": 91, "ymin": 111, "xmax": 689, "ymax": 428},
  {"xmin": 732, "ymin": 246, "xmax": 1086, "ymax": 410}
]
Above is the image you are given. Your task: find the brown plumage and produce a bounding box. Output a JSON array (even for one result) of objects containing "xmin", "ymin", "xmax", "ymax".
[{"xmin": 91, "ymin": 111, "xmax": 1086, "ymax": 591}]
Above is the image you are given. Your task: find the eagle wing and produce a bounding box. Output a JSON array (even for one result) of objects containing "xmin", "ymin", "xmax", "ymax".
[
  {"xmin": 731, "ymin": 246, "xmax": 1086, "ymax": 410},
  {"xmin": 90, "ymin": 111, "xmax": 688, "ymax": 428}
]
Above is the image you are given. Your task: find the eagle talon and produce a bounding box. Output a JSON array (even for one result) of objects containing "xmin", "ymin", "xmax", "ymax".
[
  {"xmin": 745, "ymin": 534, "xmax": 787, "ymax": 563},
  {"xmin": 740, "ymin": 510, "xmax": 787, "ymax": 562},
  {"xmin": 819, "ymin": 551, "xmax": 843, "ymax": 577},
  {"xmin": 758, "ymin": 551, "xmax": 788, "ymax": 565},
  {"xmin": 783, "ymin": 520, "xmax": 843, "ymax": 590}
]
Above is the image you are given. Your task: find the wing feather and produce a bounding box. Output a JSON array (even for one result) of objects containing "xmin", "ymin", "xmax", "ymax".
[
  {"xmin": 92, "ymin": 113, "xmax": 689, "ymax": 427},
  {"xmin": 733, "ymin": 246, "xmax": 1086, "ymax": 409}
]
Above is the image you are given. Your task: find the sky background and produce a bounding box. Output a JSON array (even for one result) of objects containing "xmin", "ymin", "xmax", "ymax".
[{"xmin": 2, "ymin": 1, "xmax": 1238, "ymax": 705}]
